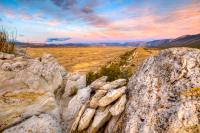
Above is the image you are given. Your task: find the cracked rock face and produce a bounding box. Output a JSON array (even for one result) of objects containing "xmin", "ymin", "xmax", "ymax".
[
  {"xmin": 123, "ymin": 48, "xmax": 200, "ymax": 133},
  {"xmin": 0, "ymin": 52, "xmax": 66, "ymax": 132}
]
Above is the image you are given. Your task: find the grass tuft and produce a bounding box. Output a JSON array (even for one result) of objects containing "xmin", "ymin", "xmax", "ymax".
[{"xmin": 0, "ymin": 27, "xmax": 16, "ymax": 53}]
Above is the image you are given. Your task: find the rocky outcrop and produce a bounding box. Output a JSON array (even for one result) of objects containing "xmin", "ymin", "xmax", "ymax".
[
  {"xmin": 123, "ymin": 48, "xmax": 200, "ymax": 133},
  {"xmin": 70, "ymin": 77, "xmax": 127, "ymax": 133},
  {"xmin": 1, "ymin": 47, "xmax": 199, "ymax": 133},
  {"xmin": 0, "ymin": 52, "xmax": 66, "ymax": 131}
]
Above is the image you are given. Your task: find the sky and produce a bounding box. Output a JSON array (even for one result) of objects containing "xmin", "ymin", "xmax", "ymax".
[{"xmin": 0, "ymin": 0, "xmax": 200, "ymax": 43}]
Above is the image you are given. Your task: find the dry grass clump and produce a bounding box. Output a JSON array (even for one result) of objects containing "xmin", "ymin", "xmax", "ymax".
[{"xmin": 0, "ymin": 27, "xmax": 16, "ymax": 53}]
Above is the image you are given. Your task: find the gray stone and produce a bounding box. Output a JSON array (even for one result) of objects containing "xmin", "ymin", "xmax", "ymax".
[{"xmin": 123, "ymin": 48, "xmax": 200, "ymax": 133}]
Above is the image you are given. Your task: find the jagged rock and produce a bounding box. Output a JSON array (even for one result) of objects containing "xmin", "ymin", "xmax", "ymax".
[
  {"xmin": 123, "ymin": 48, "xmax": 200, "ymax": 133},
  {"xmin": 0, "ymin": 53, "xmax": 65, "ymax": 131},
  {"xmin": 11, "ymin": 61, "xmax": 27, "ymax": 71},
  {"xmin": 89, "ymin": 90, "xmax": 107, "ymax": 108},
  {"xmin": 0, "ymin": 52, "xmax": 15, "ymax": 60},
  {"xmin": 98, "ymin": 86, "xmax": 127, "ymax": 107},
  {"xmin": 63, "ymin": 87, "xmax": 91, "ymax": 132},
  {"xmin": 90, "ymin": 76, "xmax": 108, "ymax": 90},
  {"xmin": 104, "ymin": 115, "xmax": 121, "ymax": 133},
  {"xmin": 109, "ymin": 94, "xmax": 126, "ymax": 116},
  {"xmin": 1, "ymin": 62, "xmax": 12, "ymax": 71},
  {"xmin": 88, "ymin": 107, "xmax": 111, "ymax": 133},
  {"xmin": 70, "ymin": 103, "xmax": 88, "ymax": 132},
  {"xmin": 100, "ymin": 79, "xmax": 126, "ymax": 90},
  {"xmin": 78, "ymin": 108, "xmax": 96, "ymax": 131},
  {"xmin": 3, "ymin": 114, "xmax": 62, "ymax": 133},
  {"xmin": 64, "ymin": 72, "xmax": 86, "ymax": 96}
]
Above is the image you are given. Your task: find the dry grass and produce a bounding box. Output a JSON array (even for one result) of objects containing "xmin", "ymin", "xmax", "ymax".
[
  {"xmin": 180, "ymin": 88, "xmax": 200, "ymax": 97},
  {"xmin": 27, "ymin": 46, "xmax": 132, "ymax": 73},
  {"xmin": 27, "ymin": 47, "xmax": 159, "ymax": 75}
]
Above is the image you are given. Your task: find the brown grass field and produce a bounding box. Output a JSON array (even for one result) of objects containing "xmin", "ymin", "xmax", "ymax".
[{"xmin": 27, "ymin": 46, "xmax": 133, "ymax": 73}]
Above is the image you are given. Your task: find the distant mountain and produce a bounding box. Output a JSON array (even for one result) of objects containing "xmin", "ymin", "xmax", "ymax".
[
  {"xmin": 148, "ymin": 33, "xmax": 200, "ymax": 48},
  {"xmin": 16, "ymin": 33, "xmax": 200, "ymax": 48}
]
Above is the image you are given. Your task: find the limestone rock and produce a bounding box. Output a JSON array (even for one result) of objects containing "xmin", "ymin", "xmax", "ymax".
[
  {"xmin": 109, "ymin": 94, "xmax": 126, "ymax": 116},
  {"xmin": 89, "ymin": 90, "xmax": 107, "ymax": 108},
  {"xmin": 63, "ymin": 87, "xmax": 91, "ymax": 132},
  {"xmin": 100, "ymin": 79, "xmax": 126, "ymax": 90},
  {"xmin": 104, "ymin": 115, "xmax": 121, "ymax": 133},
  {"xmin": 88, "ymin": 107, "xmax": 111, "ymax": 133},
  {"xmin": 0, "ymin": 52, "xmax": 15, "ymax": 60},
  {"xmin": 70, "ymin": 103, "xmax": 87, "ymax": 132},
  {"xmin": 78, "ymin": 108, "xmax": 96, "ymax": 131},
  {"xmin": 0, "ymin": 53, "xmax": 66, "ymax": 131},
  {"xmin": 90, "ymin": 76, "xmax": 108, "ymax": 90},
  {"xmin": 3, "ymin": 114, "xmax": 62, "ymax": 133},
  {"xmin": 98, "ymin": 86, "xmax": 126, "ymax": 107},
  {"xmin": 64, "ymin": 72, "xmax": 86, "ymax": 96},
  {"xmin": 123, "ymin": 48, "xmax": 200, "ymax": 133}
]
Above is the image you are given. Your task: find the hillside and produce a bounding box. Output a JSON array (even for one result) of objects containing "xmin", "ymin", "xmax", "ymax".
[{"xmin": 147, "ymin": 33, "xmax": 200, "ymax": 48}]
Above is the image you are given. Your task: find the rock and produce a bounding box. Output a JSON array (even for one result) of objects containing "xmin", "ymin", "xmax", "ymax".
[
  {"xmin": 78, "ymin": 108, "xmax": 96, "ymax": 131},
  {"xmin": 90, "ymin": 76, "xmax": 108, "ymax": 90},
  {"xmin": 70, "ymin": 103, "xmax": 87, "ymax": 132},
  {"xmin": 88, "ymin": 107, "xmax": 111, "ymax": 133},
  {"xmin": 1, "ymin": 62, "xmax": 12, "ymax": 71},
  {"xmin": 104, "ymin": 115, "xmax": 121, "ymax": 133},
  {"xmin": 123, "ymin": 48, "xmax": 200, "ymax": 133},
  {"xmin": 63, "ymin": 87, "xmax": 91, "ymax": 132},
  {"xmin": 64, "ymin": 72, "xmax": 86, "ymax": 96},
  {"xmin": 89, "ymin": 90, "xmax": 107, "ymax": 108},
  {"xmin": 11, "ymin": 61, "xmax": 27, "ymax": 71},
  {"xmin": 0, "ymin": 53, "xmax": 66, "ymax": 131},
  {"xmin": 3, "ymin": 114, "xmax": 62, "ymax": 133},
  {"xmin": 98, "ymin": 86, "xmax": 126, "ymax": 107},
  {"xmin": 0, "ymin": 52, "xmax": 15, "ymax": 60},
  {"xmin": 100, "ymin": 79, "xmax": 126, "ymax": 90},
  {"xmin": 109, "ymin": 94, "xmax": 126, "ymax": 116}
]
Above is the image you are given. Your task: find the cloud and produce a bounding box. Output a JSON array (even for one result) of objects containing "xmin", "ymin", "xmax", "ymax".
[
  {"xmin": 51, "ymin": 0, "xmax": 110, "ymax": 27},
  {"xmin": 46, "ymin": 37, "xmax": 71, "ymax": 42}
]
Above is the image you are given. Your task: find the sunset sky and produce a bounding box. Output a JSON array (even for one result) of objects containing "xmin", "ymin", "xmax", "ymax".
[{"xmin": 0, "ymin": 0, "xmax": 200, "ymax": 43}]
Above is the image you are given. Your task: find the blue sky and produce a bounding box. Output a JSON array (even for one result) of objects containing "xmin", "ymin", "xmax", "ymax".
[{"xmin": 0, "ymin": 0, "xmax": 200, "ymax": 43}]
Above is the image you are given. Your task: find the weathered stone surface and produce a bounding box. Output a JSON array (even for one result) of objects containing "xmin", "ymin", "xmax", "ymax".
[
  {"xmin": 109, "ymin": 94, "xmax": 126, "ymax": 116},
  {"xmin": 90, "ymin": 76, "xmax": 108, "ymax": 90},
  {"xmin": 0, "ymin": 53, "xmax": 65, "ymax": 131},
  {"xmin": 70, "ymin": 103, "xmax": 87, "ymax": 132},
  {"xmin": 100, "ymin": 79, "xmax": 126, "ymax": 90},
  {"xmin": 88, "ymin": 107, "xmax": 111, "ymax": 133},
  {"xmin": 78, "ymin": 108, "xmax": 96, "ymax": 131},
  {"xmin": 63, "ymin": 87, "xmax": 91, "ymax": 132},
  {"xmin": 89, "ymin": 90, "xmax": 107, "ymax": 108},
  {"xmin": 0, "ymin": 52, "xmax": 15, "ymax": 60},
  {"xmin": 123, "ymin": 48, "xmax": 200, "ymax": 133},
  {"xmin": 98, "ymin": 86, "xmax": 126, "ymax": 107},
  {"xmin": 64, "ymin": 72, "xmax": 86, "ymax": 96},
  {"xmin": 104, "ymin": 115, "xmax": 121, "ymax": 133},
  {"xmin": 3, "ymin": 114, "xmax": 62, "ymax": 133}
]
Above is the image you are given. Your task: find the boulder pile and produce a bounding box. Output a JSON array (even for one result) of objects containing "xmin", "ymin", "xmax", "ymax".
[{"xmin": 70, "ymin": 77, "xmax": 127, "ymax": 133}]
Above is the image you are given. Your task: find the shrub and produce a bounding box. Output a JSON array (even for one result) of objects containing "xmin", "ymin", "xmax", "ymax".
[{"xmin": 0, "ymin": 27, "xmax": 16, "ymax": 53}]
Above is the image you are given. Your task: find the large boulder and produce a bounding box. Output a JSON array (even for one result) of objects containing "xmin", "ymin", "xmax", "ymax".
[
  {"xmin": 0, "ymin": 53, "xmax": 66, "ymax": 132},
  {"xmin": 123, "ymin": 48, "xmax": 200, "ymax": 133}
]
